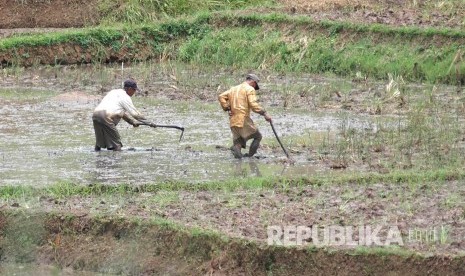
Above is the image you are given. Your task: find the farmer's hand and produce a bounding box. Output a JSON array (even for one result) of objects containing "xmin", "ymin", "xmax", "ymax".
[
  {"xmin": 264, "ymin": 113, "xmax": 272, "ymax": 122},
  {"xmin": 133, "ymin": 122, "xmax": 141, "ymax": 127}
]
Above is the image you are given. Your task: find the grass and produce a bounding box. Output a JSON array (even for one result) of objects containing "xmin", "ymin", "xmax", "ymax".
[
  {"xmin": 349, "ymin": 245, "xmax": 415, "ymax": 258},
  {"xmin": 97, "ymin": 0, "xmax": 274, "ymax": 25},
  {"xmin": 0, "ymin": 167, "xmax": 464, "ymax": 200},
  {"xmin": 1, "ymin": 12, "xmax": 464, "ymax": 85},
  {"xmin": 0, "ymin": 88, "xmax": 57, "ymax": 101}
]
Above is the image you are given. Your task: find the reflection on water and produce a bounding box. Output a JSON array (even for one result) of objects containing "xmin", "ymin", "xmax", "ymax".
[
  {"xmin": 0, "ymin": 64, "xmax": 425, "ymax": 186},
  {"xmin": 0, "ymin": 87, "xmax": 361, "ymax": 186},
  {"xmin": 234, "ymin": 159, "xmax": 262, "ymax": 177}
]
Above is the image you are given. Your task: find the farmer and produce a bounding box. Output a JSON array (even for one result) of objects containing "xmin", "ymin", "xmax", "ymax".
[
  {"xmin": 92, "ymin": 79, "xmax": 146, "ymax": 151},
  {"xmin": 218, "ymin": 73, "xmax": 272, "ymax": 159}
]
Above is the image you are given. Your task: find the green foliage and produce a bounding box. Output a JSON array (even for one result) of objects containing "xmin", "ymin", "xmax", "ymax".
[
  {"xmin": 175, "ymin": 19, "xmax": 463, "ymax": 84},
  {"xmin": 1, "ymin": 214, "xmax": 46, "ymax": 263},
  {"xmin": 0, "ymin": 168, "xmax": 464, "ymax": 200},
  {"xmin": 0, "ymin": 12, "xmax": 463, "ymax": 84},
  {"xmin": 98, "ymin": 0, "xmax": 273, "ymax": 24}
]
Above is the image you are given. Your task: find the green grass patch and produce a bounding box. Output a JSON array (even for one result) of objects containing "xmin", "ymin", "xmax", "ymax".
[
  {"xmin": 97, "ymin": 0, "xmax": 274, "ymax": 25},
  {"xmin": 1, "ymin": 167, "xmax": 464, "ymax": 200}
]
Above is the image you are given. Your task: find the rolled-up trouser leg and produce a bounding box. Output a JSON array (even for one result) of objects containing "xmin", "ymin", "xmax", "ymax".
[{"xmin": 248, "ymin": 131, "xmax": 262, "ymax": 157}]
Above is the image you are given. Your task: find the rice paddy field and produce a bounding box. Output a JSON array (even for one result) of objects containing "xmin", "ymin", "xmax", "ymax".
[{"xmin": 0, "ymin": 0, "xmax": 464, "ymax": 275}]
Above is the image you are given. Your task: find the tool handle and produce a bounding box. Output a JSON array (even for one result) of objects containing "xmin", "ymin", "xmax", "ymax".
[
  {"xmin": 139, "ymin": 120, "xmax": 184, "ymax": 131},
  {"xmin": 270, "ymin": 121, "xmax": 290, "ymax": 158},
  {"xmin": 139, "ymin": 120, "xmax": 185, "ymax": 141}
]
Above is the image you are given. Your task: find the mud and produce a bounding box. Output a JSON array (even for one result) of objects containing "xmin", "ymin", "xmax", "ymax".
[
  {"xmin": 1, "ymin": 211, "xmax": 464, "ymax": 275},
  {"xmin": 1, "ymin": 62, "xmax": 463, "ymax": 186},
  {"xmin": 1, "ymin": 63, "xmax": 465, "ymax": 274},
  {"xmin": 0, "ymin": 263, "xmax": 103, "ymax": 276},
  {"xmin": 2, "ymin": 1, "xmax": 464, "ymax": 274},
  {"xmin": 5, "ymin": 179, "xmax": 464, "ymax": 256},
  {"xmin": 281, "ymin": 0, "xmax": 465, "ymax": 29},
  {"xmin": 0, "ymin": 89, "xmax": 372, "ymax": 185},
  {"xmin": 0, "ymin": 0, "xmax": 100, "ymax": 29}
]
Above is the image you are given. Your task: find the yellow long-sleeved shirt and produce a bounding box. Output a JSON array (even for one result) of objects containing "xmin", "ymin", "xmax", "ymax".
[{"xmin": 218, "ymin": 82, "xmax": 265, "ymax": 127}]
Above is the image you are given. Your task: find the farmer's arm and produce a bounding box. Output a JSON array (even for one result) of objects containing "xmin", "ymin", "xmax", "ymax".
[
  {"xmin": 121, "ymin": 97, "xmax": 146, "ymax": 121},
  {"xmin": 247, "ymin": 89, "xmax": 272, "ymax": 122},
  {"xmin": 247, "ymin": 90, "xmax": 265, "ymax": 115},
  {"xmin": 122, "ymin": 113, "xmax": 140, "ymax": 126},
  {"xmin": 218, "ymin": 90, "xmax": 231, "ymax": 111}
]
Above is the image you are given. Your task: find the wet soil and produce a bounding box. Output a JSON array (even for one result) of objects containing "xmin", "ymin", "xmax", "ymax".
[
  {"xmin": 1, "ymin": 208, "xmax": 464, "ymax": 275},
  {"xmin": 4, "ymin": 180, "xmax": 464, "ymax": 256},
  {"xmin": 3, "ymin": 63, "xmax": 461, "ymax": 186},
  {"xmin": 1, "ymin": 64, "xmax": 465, "ymax": 274},
  {"xmin": 0, "ymin": 0, "xmax": 100, "ymax": 29},
  {"xmin": 0, "ymin": 178, "xmax": 465, "ymax": 275},
  {"xmin": 280, "ymin": 0, "xmax": 465, "ymax": 29},
  {"xmin": 0, "ymin": 86, "xmax": 368, "ymax": 186},
  {"xmin": 2, "ymin": 1, "xmax": 464, "ymax": 273}
]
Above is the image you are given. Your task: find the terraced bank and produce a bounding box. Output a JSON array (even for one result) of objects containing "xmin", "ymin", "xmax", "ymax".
[
  {"xmin": 1, "ymin": 0, "xmax": 465, "ymax": 275},
  {"xmin": 1, "ymin": 12, "xmax": 464, "ymax": 86}
]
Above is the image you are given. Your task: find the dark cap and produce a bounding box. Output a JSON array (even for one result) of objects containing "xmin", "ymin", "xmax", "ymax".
[
  {"xmin": 123, "ymin": 79, "xmax": 140, "ymax": 91},
  {"xmin": 246, "ymin": 74, "xmax": 260, "ymax": 90}
]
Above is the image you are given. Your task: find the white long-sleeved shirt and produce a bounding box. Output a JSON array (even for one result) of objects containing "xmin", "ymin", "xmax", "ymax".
[{"xmin": 94, "ymin": 89, "xmax": 143, "ymax": 124}]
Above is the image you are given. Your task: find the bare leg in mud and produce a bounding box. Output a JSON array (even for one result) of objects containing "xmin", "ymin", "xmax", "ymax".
[
  {"xmin": 243, "ymin": 131, "xmax": 262, "ymax": 158},
  {"xmin": 230, "ymin": 130, "xmax": 263, "ymax": 159},
  {"xmin": 230, "ymin": 144, "xmax": 243, "ymax": 159}
]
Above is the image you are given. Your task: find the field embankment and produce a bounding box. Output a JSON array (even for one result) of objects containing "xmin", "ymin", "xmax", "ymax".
[
  {"xmin": 2, "ymin": 1, "xmax": 465, "ymax": 275},
  {"xmin": 1, "ymin": 12, "xmax": 464, "ymax": 85},
  {"xmin": 1, "ymin": 173, "xmax": 465, "ymax": 274},
  {"xmin": 2, "ymin": 0, "xmax": 464, "ymax": 29}
]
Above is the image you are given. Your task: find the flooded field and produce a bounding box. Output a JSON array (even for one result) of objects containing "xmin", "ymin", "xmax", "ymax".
[
  {"xmin": 0, "ymin": 89, "xmax": 376, "ymax": 186},
  {"xmin": 1, "ymin": 62, "xmax": 465, "ymax": 275},
  {"xmin": 0, "ymin": 62, "xmax": 462, "ymax": 186}
]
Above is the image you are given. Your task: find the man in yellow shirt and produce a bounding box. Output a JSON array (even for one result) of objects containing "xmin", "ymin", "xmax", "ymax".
[{"xmin": 218, "ymin": 74, "xmax": 272, "ymax": 159}]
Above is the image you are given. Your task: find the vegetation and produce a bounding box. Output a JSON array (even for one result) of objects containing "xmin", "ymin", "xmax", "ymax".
[
  {"xmin": 0, "ymin": 166, "xmax": 464, "ymax": 200},
  {"xmin": 1, "ymin": 2, "xmax": 465, "ymax": 275},
  {"xmin": 1, "ymin": 13, "xmax": 463, "ymax": 84},
  {"xmin": 97, "ymin": 0, "xmax": 274, "ymax": 24}
]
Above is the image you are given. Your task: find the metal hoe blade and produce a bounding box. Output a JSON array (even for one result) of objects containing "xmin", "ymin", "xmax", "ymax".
[{"xmin": 178, "ymin": 128, "xmax": 185, "ymax": 142}]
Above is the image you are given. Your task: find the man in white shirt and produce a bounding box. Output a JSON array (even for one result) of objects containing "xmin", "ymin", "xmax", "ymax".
[{"xmin": 92, "ymin": 79, "xmax": 146, "ymax": 151}]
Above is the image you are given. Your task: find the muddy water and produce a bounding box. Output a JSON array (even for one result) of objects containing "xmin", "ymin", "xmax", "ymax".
[{"xmin": 0, "ymin": 63, "xmax": 402, "ymax": 186}]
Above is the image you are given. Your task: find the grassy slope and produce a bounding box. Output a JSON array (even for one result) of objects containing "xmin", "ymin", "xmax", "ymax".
[
  {"xmin": 0, "ymin": 12, "xmax": 464, "ymax": 84},
  {"xmin": 2, "ymin": 210, "xmax": 463, "ymax": 275}
]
